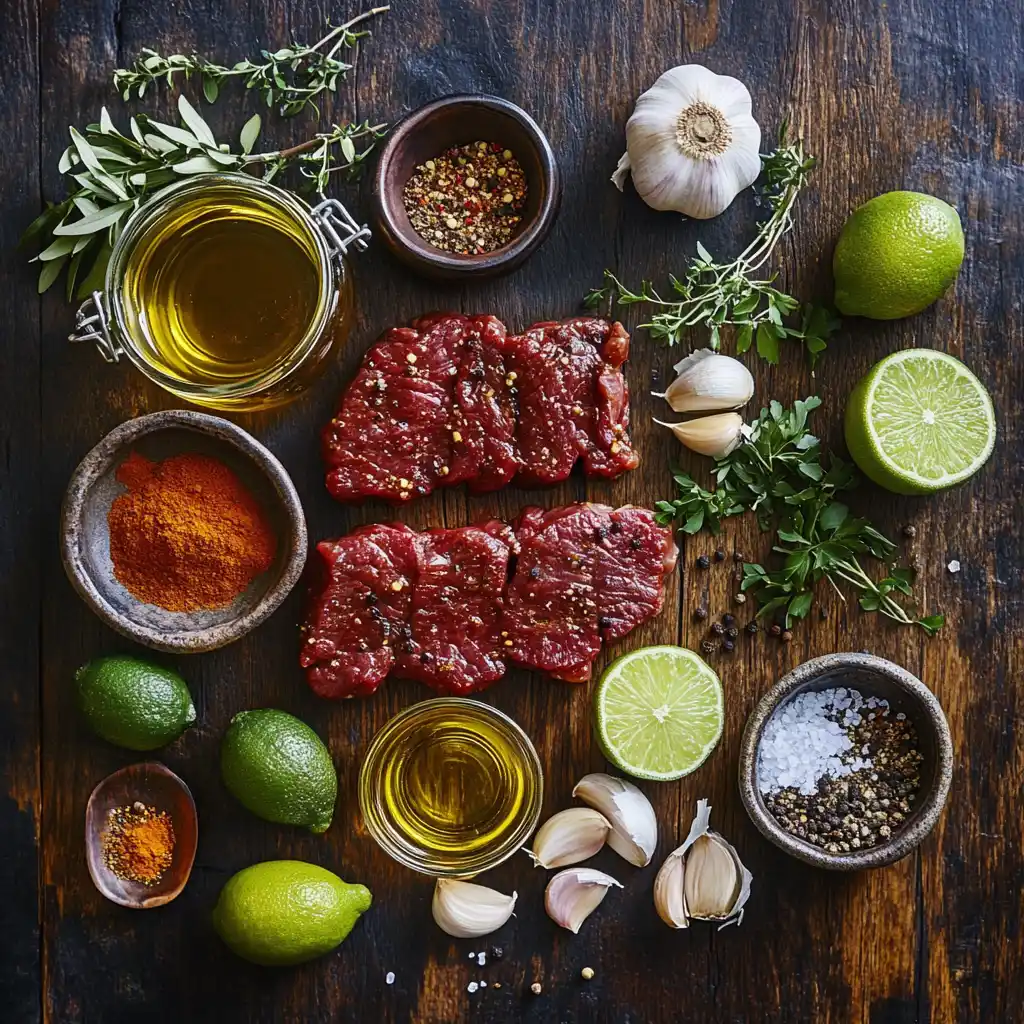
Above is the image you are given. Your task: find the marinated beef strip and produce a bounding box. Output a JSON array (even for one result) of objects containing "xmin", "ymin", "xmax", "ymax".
[
  {"xmin": 395, "ymin": 521, "xmax": 515, "ymax": 694},
  {"xmin": 449, "ymin": 316, "xmax": 521, "ymax": 491},
  {"xmin": 299, "ymin": 524, "xmax": 418, "ymax": 699},
  {"xmin": 508, "ymin": 318, "xmax": 639, "ymax": 486},
  {"xmin": 322, "ymin": 315, "xmax": 467, "ymax": 503}
]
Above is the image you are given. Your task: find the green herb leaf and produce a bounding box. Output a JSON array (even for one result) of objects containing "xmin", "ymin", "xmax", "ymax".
[{"xmin": 239, "ymin": 113, "xmax": 262, "ymax": 155}]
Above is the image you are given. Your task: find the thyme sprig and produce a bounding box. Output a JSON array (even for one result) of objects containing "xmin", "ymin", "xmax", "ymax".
[
  {"xmin": 585, "ymin": 125, "xmax": 839, "ymax": 365},
  {"xmin": 113, "ymin": 5, "xmax": 389, "ymax": 116},
  {"xmin": 656, "ymin": 397, "xmax": 944, "ymax": 634},
  {"xmin": 22, "ymin": 95, "xmax": 386, "ymax": 296}
]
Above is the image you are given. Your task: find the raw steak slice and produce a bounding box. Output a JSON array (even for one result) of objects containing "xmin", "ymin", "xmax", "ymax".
[
  {"xmin": 508, "ymin": 318, "xmax": 639, "ymax": 485},
  {"xmin": 322, "ymin": 315, "xmax": 467, "ymax": 503},
  {"xmin": 300, "ymin": 524, "xmax": 418, "ymax": 698},
  {"xmin": 503, "ymin": 504, "xmax": 610, "ymax": 681},
  {"xmin": 449, "ymin": 316, "xmax": 521, "ymax": 492},
  {"xmin": 593, "ymin": 506, "xmax": 679, "ymax": 641},
  {"xmin": 395, "ymin": 521, "xmax": 514, "ymax": 694}
]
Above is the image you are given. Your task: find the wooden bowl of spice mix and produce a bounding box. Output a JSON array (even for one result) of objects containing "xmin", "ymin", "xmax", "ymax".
[
  {"xmin": 738, "ymin": 653, "xmax": 953, "ymax": 871},
  {"xmin": 61, "ymin": 410, "xmax": 307, "ymax": 653},
  {"xmin": 371, "ymin": 94, "xmax": 561, "ymax": 279},
  {"xmin": 85, "ymin": 762, "xmax": 197, "ymax": 909}
]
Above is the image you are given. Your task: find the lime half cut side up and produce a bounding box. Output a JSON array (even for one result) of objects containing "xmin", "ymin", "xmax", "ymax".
[
  {"xmin": 594, "ymin": 645, "xmax": 724, "ymax": 782},
  {"xmin": 845, "ymin": 349, "xmax": 996, "ymax": 495}
]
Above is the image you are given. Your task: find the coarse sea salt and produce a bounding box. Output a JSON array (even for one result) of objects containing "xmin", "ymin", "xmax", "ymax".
[{"xmin": 756, "ymin": 687, "xmax": 887, "ymax": 796}]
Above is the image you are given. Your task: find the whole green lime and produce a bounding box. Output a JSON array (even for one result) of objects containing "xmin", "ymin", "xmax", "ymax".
[
  {"xmin": 76, "ymin": 655, "xmax": 195, "ymax": 750},
  {"xmin": 833, "ymin": 191, "xmax": 964, "ymax": 319},
  {"xmin": 212, "ymin": 860, "xmax": 371, "ymax": 966},
  {"xmin": 221, "ymin": 709, "xmax": 337, "ymax": 833}
]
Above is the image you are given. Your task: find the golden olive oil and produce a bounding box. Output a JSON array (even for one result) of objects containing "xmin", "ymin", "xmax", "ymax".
[
  {"xmin": 360, "ymin": 699, "xmax": 543, "ymax": 876},
  {"xmin": 122, "ymin": 189, "xmax": 321, "ymax": 387}
]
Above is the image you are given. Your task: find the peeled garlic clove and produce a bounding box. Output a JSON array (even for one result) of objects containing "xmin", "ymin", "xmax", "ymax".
[
  {"xmin": 528, "ymin": 807, "xmax": 611, "ymax": 869},
  {"xmin": 431, "ymin": 878, "xmax": 517, "ymax": 938},
  {"xmin": 653, "ymin": 847, "xmax": 688, "ymax": 929},
  {"xmin": 613, "ymin": 64, "xmax": 762, "ymax": 219},
  {"xmin": 653, "ymin": 799, "xmax": 753, "ymax": 930},
  {"xmin": 657, "ymin": 349, "xmax": 754, "ymax": 413},
  {"xmin": 572, "ymin": 773, "xmax": 658, "ymax": 868},
  {"xmin": 655, "ymin": 412, "xmax": 744, "ymax": 458},
  {"xmin": 544, "ymin": 868, "xmax": 623, "ymax": 934}
]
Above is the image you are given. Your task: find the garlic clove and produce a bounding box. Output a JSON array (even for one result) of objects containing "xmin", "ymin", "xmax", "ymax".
[
  {"xmin": 572, "ymin": 773, "xmax": 658, "ymax": 867},
  {"xmin": 655, "ymin": 412, "xmax": 744, "ymax": 458},
  {"xmin": 528, "ymin": 807, "xmax": 611, "ymax": 869},
  {"xmin": 652, "ymin": 848, "xmax": 688, "ymax": 928},
  {"xmin": 657, "ymin": 349, "xmax": 754, "ymax": 413},
  {"xmin": 544, "ymin": 868, "xmax": 623, "ymax": 934},
  {"xmin": 431, "ymin": 878, "xmax": 517, "ymax": 938},
  {"xmin": 653, "ymin": 799, "xmax": 753, "ymax": 930},
  {"xmin": 615, "ymin": 64, "xmax": 762, "ymax": 219}
]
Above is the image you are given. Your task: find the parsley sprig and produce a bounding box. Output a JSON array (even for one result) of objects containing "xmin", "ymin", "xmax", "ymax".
[
  {"xmin": 655, "ymin": 397, "xmax": 944, "ymax": 634},
  {"xmin": 113, "ymin": 6, "xmax": 389, "ymax": 117},
  {"xmin": 585, "ymin": 125, "xmax": 839, "ymax": 365}
]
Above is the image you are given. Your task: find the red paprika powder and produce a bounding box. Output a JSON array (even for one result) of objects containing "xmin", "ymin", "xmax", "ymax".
[{"xmin": 108, "ymin": 451, "xmax": 277, "ymax": 612}]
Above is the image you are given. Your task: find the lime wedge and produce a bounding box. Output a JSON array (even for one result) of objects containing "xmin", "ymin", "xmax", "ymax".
[
  {"xmin": 845, "ymin": 349, "xmax": 996, "ymax": 494},
  {"xmin": 593, "ymin": 646, "xmax": 724, "ymax": 782}
]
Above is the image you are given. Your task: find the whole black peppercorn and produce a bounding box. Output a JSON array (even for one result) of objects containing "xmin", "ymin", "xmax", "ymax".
[
  {"xmin": 693, "ymin": 607, "xmax": 708, "ymax": 621},
  {"xmin": 726, "ymin": 626, "xmax": 739, "ymax": 639},
  {"xmin": 490, "ymin": 945, "xmax": 504, "ymax": 961},
  {"xmin": 696, "ymin": 554, "xmax": 710, "ymax": 569},
  {"xmin": 770, "ymin": 624, "xmax": 782, "ymax": 637},
  {"xmin": 782, "ymin": 630, "xmax": 794, "ymax": 643},
  {"xmin": 711, "ymin": 622, "xmax": 725, "ymax": 636},
  {"xmin": 902, "ymin": 524, "xmax": 917, "ymax": 538},
  {"xmin": 713, "ymin": 549, "xmax": 726, "ymax": 562},
  {"xmin": 745, "ymin": 621, "xmax": 759, "ymax": 634},
  {"xmin": 723, "ymin": 639, "xmax": 735, "ymax": 652},
  {"xmin": 722, "ymin": 613, "xmax": 735, "ymax": 626}
]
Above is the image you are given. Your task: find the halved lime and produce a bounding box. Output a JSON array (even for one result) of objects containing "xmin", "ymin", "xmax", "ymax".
[
  {"xmin": 845, "ymin": 349, "xmax": 996, "ymax": 494},
  {"xmin": 593, "ymin": 646, "xmax": 724, "ymax": 782}
]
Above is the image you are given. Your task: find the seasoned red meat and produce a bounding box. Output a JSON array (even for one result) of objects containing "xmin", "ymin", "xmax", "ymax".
[
  {"xmin": 508, "ymin": 318, "xmax": 639, "ymax": 485},
  {"xmin": 322, "ymin": 316, "xmax": 466, "ymax": 503},
  {"xmin": 395, "ymin": 521, "xmax": 514, "ymax": 694},
  {"xmin": 449, "ymin": 316, "xmax": 520, "ymax": 492},
  {"xmin": 503, "ymin": 504, "xmax": 677, "ymax": 682},
  {"xmin": 299, "ymin": 524, "xmax": 417, "ymax": 698}
]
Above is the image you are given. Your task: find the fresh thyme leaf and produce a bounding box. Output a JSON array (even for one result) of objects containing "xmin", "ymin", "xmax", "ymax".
[
  {"xmin": 587, "ymin": 125, "xmax": 840, "ymax": 364},
  {"xmin": 113, "ymin": 6, "xmax": 389, "ymax": 118},
  {"xmin": 24, "ymin": 94, "xmax": 387, "ymax": 294},
  {"xmin": 659, "ymin": 396, "xmax": 943, "ymax": 634}
]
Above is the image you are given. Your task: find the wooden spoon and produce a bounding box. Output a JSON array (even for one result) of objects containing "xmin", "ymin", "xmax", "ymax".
[{"xmin": 85, "ymin": 761, "xmax": 198, "ymax": 909}]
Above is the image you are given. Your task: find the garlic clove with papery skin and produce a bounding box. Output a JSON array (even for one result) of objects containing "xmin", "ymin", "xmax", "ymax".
[
  {"xmin": 655, "ymin": 411, "xmax": 744, "ymax": 458},
  {"xmin": 528, "ymin": 806, "xmax": 611, "ymax": 869},
  {"xmin": 572, "ymin": 773, "xmax": 658, "ymax": 868},
  {"xmin": 613, "ymin": 65, "xmax": 762, "ymax": 219},
  {"xmin": 544, "ymin": 868, "xmax": 623, "ymax": 934},
  {"xmin": 652, "ymin": 846, "xmax": 689, "ymax": 929},
  {"xmin": 431, "ymin": 878, "xmax": 518, "ymax": 938},
  {"xmin": 657, "ymin": 349, "xmax": 755, "ymax": 413}
]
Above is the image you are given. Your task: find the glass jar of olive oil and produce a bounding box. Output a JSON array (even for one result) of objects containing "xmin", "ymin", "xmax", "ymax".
[
  {"xmin": 360, "ymin": 698, "xmax": 544, "ymax": 877},
  {"xmin": 69, "ymin": 173, "xmax": 368, "ymax": 410}
]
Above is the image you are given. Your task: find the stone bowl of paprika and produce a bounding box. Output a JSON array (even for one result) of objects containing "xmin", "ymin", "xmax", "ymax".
[
  {"xmin": 85, "ymin": 761, "xmax": 198, "ymax": 909},
  {"xmin": 61, "ymin": 410, "xmax": 307, "ymax": 653}
]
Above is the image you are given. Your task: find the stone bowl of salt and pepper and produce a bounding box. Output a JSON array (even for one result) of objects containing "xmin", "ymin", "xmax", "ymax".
[{"xmin": 738, "ymin": 652, "xmax": 953, "ymax": 871}]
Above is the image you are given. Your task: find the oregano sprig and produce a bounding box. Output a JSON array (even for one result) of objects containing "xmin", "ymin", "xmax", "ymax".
[
  {"xmin": 655, "ymin": 397, "xmax": 944, "ymax": 634},
  {"xmin": 585, "ymin": 124, "xmax": 840, "ymax": 366},
  {"xmin": 113, "ymin": 5, "xmax": 389, "ymax": 116},
  {"xmin": 22, "ymin": 95, "xmax": 386, "ymax": 296}
]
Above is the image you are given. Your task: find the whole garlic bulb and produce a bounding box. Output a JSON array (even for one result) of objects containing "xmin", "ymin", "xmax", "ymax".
[{"xmin": 613, "ymin": 65, "xmax": 762, "ymax": 219}]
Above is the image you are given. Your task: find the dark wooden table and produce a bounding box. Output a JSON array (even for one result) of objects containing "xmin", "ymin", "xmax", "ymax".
[{"xmin": 2, "ymin": 1, "xmax": 1021, "ymax": 1021}]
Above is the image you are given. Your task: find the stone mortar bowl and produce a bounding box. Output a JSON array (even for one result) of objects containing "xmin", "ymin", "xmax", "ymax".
[
  {"xmin": 738, "ymin": 652, "xmax": 953, "ymax": 871},
  {"xmin": 61, "ymin": 409, "xmax": 307, "ymax": 653}
]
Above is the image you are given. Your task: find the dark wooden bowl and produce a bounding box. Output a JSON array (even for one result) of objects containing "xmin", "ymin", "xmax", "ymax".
[
  {"xmin": 371, "ymin": 94, "xmax": 561, "ymax": 280},
  {"xmin": 738, "ymin": 653, "xmax": 953, "ymax": 871},
  {"xmin": 61, "ymin": 410, "xmax": 307, "ymax": 653},
  {"xmin": 85, "ymin": 762, "xmax": 198, "ymax": 909}
]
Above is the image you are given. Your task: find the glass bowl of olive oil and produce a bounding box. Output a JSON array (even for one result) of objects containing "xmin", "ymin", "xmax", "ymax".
[
  {"xmin": 71, "ymin": 173, "xmax": 361, "ymax": 411},
  {"xmin": 359, "ymin": 698, "xmax": 544, "ymax": 877}
]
